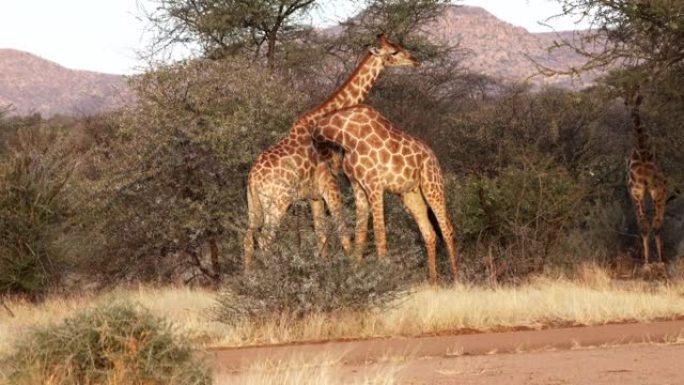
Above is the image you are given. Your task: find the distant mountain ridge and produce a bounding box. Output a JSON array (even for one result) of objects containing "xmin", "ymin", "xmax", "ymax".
[
  {"xmin": 0, "ymin": 5, "xmax": 596, "ymax": 117},
  {"xmin": 0, "ymin": 49, "xmax": 132, "ymax": 117},
  {"xmin": 429, "ymin": 5, "xmax": 593, "ymax": 88}
]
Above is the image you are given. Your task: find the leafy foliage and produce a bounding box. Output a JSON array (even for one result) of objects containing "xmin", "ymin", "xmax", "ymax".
[
  {"xmin": 341, "ymin": 0, "xmax": 454, "ymax": 60},
  {"xmin": 80, "ymin": 58, "xmax": 305, "ymax": 283},
  {"xmin": 549, "ymin": 0, "xmax": 684, "ymax": 76},
  {"xmin": 450, "ymin": 156, "xmax": 586, "ymax": 280},
  {"xmin": 0, "ymin": 122, "xmax": 74, "ymax": 297},
  {"xmin": 144, "ymin": 0, "xmax": 318, "ymax": 63}
]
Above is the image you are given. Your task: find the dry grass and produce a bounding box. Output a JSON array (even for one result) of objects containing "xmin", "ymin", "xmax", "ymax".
[
  {"xmin": 215, "ymin": 352, "xmax": 401, "ymax": 385},
  {"xmin": 2, "ymin": 265, "xmax": 684, "ymax": 354},
  {"xmin": 0, "ymin": 286, "xmax": 228, "ymax": 356},
  {"xmin": 216, "ymin": 264, "xmax": 684, "ymax": 346}
]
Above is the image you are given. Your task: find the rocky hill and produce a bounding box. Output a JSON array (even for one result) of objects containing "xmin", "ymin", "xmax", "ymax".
[
  {"xmin": 429, "ymin": 5, "xmax": 594, "ymax": 88},
  {"xmin": 0, "ymin": 49, "xmax": 132, "ymax": 117}
]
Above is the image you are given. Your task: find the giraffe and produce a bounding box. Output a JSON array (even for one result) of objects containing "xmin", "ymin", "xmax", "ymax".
[
  {"xmin": 243, "ymin": 35, "xmax": 420, "ymax": 269},
  {"xmin": 313, "ymin": 105, "xmax": 459, "ymax": 284},
  {"xmin": 625, "ymin": 88, "xmax": 667, "ymax": 266}
]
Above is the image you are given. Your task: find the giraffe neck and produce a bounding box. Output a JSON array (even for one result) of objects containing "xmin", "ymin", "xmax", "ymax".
[
  {"xmin": 289, "ymin": 53, "xmax": 384, "ymax": 138},
  {"xmin": 630, "ymin": 94, "xmax": 651, "ymax": 156}
]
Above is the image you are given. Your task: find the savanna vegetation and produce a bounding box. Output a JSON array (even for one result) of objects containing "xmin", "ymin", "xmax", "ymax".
[{"xmin": 1, "ymin": 0, "xmax": 684, "ymax": 383}]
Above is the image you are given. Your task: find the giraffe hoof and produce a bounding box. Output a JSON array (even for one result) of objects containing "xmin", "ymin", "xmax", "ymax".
[
  {"xmin": 653, "ymin": 262, "xmax": 667, "ymax": 277},
  {"xmin": 640, "ymin": 263, "xmax": 667, "ymax": 280}
]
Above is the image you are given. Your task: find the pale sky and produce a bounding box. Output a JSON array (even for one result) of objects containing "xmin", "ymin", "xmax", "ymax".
[{"xmin": 0, "ymin": 0, "xmax": 586, "ymax": 75}]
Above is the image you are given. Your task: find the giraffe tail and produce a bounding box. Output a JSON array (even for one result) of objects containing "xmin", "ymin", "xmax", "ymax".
[{"xmin": 243, "ymin": 177, "xmax": 263, "ymax": 270}]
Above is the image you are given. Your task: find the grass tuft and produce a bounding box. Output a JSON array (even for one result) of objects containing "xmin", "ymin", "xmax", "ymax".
[{"xmin": 216, "ymin": 353, "xmax": 401, "ymax": 385}]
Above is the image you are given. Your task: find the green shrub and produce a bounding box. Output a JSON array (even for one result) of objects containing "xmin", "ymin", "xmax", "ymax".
[
  {"xmin": 449, "ymin": 156, "xmax": 587, "ymax": 280},
  {"xmin": 2, "ymin": 303, "xmax": 211, "ymax": 385},
  {"xmin": 0, "ymin": 125, "xmax": 73, "ymax": 297},
  {"xmin": 84, "ymin": 57, "xmax": 306, "ymax": 283},
  {"xmin": 214, "ymin": 247, "xmax": 408, "ymax": 323}
]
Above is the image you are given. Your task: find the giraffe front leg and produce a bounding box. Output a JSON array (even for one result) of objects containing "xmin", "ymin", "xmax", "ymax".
[
  {"xmin": 243, "ymin": 228, "xmax": 255, "ymax": 271},
  {"xmin": 351, "ymin": 182, "xmax": 370, "ymax": 261},
  {"xmin": 259, "ymin": 193, "xmax": 292, "ymax": 257},
  {"xmin": 368, "ymin": 190, "xmax": 388, "ymax": 259}
]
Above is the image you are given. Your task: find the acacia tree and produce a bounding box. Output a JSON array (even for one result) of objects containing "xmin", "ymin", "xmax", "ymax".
[
  {"xmin": 341, "ymin": 0, "xmax": 452, "ymax": 57},
  {"xmin": 87, "ymin": 58, "xmax": 305, "ymax": 283},
  {"xmin": 544, "ymin": 0, "xmax": 684, "ymax": 77},
  {"xmin": 143, "ymin": 0, "xmax": 318, "ymax": 64}
]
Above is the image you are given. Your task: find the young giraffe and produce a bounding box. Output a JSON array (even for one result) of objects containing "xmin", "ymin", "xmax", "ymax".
[
  {"xmin": 313, "ymin": 105, "xmax": 459, "ymax": 284},
  {"xmin": 626, "ymin": 88, "xmax": 668, "ymax": 265},
  {"xmin": 243, "ymin": 36, "xmax": 420, "ymax": 268}
]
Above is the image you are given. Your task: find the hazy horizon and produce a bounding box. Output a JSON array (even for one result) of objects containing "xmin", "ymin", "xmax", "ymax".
[{"xmin": 0, "ymin": 0, "xmax": 588, "ymax": 75}]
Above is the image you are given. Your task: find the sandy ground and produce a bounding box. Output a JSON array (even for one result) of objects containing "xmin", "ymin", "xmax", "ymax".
[
  {"xmin": 212, "ymin": 320, "xmax": 684, "ymax": 384},
  {"xmin": 389, "ymin": 343, "xmax": 684, "ymax": 385}
]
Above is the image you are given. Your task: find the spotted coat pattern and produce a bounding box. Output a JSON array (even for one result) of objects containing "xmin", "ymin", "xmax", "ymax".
[
  {"xmin": 314, "ymin": 105, "xmax": 459, "ymax": 284},
  {"xmin": 243, "ymin": 36, "xmax": 420, "ymax": 268},
  {"xmin": 626, "ymin": 91, "xmax": 667, "ymax": 265}
]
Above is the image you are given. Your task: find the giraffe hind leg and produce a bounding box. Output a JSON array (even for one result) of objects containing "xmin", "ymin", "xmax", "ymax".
[
  {"xmin": 351, "ymin": 181, "xmax": 370, "ymax": 261},
  {"xmin": 651, "ymin": 184, "xmax": 668, "ymax": 263},
  {"xmin": 420, "ymin": 162, "xmax": 459, "ymax": 282},
  {"xmin": 243, "ymin": 183, "xmax": 263, "ymax": 270},
  {"xmin": 401, "ymin": 190, "xmax": 438, "ymax": 285}
]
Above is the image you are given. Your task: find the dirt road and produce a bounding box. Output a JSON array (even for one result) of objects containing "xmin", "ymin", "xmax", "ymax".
[
  {"xmin": 212, "ymin": 320, "xmax": 684, "ymax": 384},
  {"xmin": 394, "ymin": 344, "xmax": 684, "ymax": 385}
]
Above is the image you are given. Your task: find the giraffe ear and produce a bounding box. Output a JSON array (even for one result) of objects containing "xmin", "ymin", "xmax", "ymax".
[
  {"xmin": 377, "ymin": 33, "xmax": 389, "ymax": 46},
  {"xmin": 368, "ymin": 46, "xmax": 381, "ymax": 56}
]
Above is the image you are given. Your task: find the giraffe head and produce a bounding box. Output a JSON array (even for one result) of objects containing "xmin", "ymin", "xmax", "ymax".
[{"xmin": 369, "ymin": 34, "xmax": 421, "ymax": 68}]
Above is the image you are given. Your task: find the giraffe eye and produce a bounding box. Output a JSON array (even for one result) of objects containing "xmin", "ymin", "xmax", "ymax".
[{"xmin": 391, "ymin": 51, "xmax": 399, "ymax": 56}]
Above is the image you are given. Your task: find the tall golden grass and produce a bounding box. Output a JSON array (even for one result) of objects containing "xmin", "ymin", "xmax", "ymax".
[
  {"xmin": 0, "ymin": 286, "xmax": 226, "ymax": 356},
  {"xmin": 2, "ymin": 263, "xmax": 684, "ymax": 354}
]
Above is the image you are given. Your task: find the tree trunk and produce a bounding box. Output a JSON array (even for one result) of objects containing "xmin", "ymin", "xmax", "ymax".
[
  {"xmin": 266, "ymin": 14, "xmax": 284, "ymax": 67},
  {"xmin": 266, "ymin": 30, "xmax": 278, "ymax": 67},
  {"xmin": 209, "ymin": 237, "xmax": 221, "ymax": 278}
]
